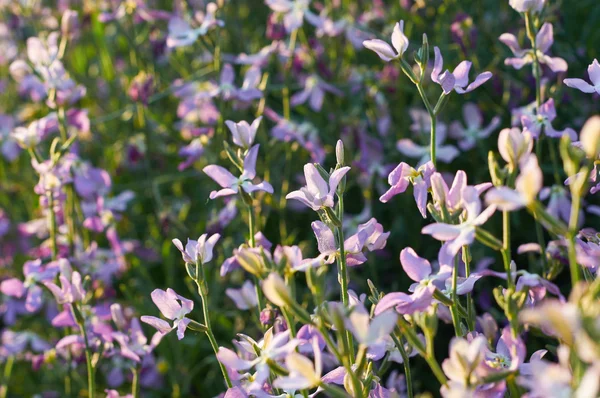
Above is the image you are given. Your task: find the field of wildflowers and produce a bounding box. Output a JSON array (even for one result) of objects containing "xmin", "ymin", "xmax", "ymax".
[{"xmin": 0, "ymin": 0, "xmax": 599, "ymax": 397}]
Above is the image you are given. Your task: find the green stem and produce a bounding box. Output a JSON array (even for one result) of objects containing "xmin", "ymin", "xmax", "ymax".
[
  {"xmin": 0, "ymin": 356, "xmax": 14, "ymax": 398},
  {"xmin": 463, "ymin": 247, "xmax": 475, "ymax": 331},
  {"xmin": 390, "ymin": 334, "xmax": 413, "ymax": 398},
  {"xmin": 450, "ymin": 257, "xmax": 462, "ymax": 337},
  {"xmin": 335, "ymin": 196, "xmax": 354, "ymax": 362},
  {"xmin": 502, "ymin": 211, "xmax": 514, "ymax": 290},
  {"xmin": 48, "ymin": 192, "xmax": 58, "ymax": 261},
  {"xmin": 197, "ymin": 284, "xmax": 233, "ymax": 388},
  {"xmin": 131, "ymin": 364, "xmax": 141, "ymax": 398},
  {"xmin": 76, "ymin": 310, "xmax": 95, "ymax": 398}
]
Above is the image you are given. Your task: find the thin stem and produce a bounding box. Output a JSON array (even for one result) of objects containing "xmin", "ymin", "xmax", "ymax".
[
  {"xmin": 197, "ymin": 285, "xmax": 233, "ymax": 388},
  {"xmin": 463, "ymin": 247, "xmax": 475, "ymax": 332},
  {"xmin": 390, "ymin": 334, "xmax": 413, "ymax": 398},
  {"xmin": 502, "ymin": 211, "xmax": 514, "ymax": 290},
  {"xmin": 131, "ymin": 364, "xmax": 141, "ymax": 398},
  {"xmin": 335, "ymin": 195, "xmax": 354, "ymax": 362},
  {"xmin": 247, "ymin": 204, "xmax": 265, "ymax": 324},
  {"xmin": 450, "ymin": 257, "xmax": 462, "ymax": 337},
  {"xmin": 566, "ymin": 167, "xmax": 589, "ymax": 285},
  {"xmin": 48, "ymin": 193, "xmax": 58, "ymax": 261},
  {"xmin": 76, "ymin": 309, "xmax": 95, "ymax": 398},
  {"xmin": 0, "ymin": 356, "xmax": 14, "ymax": 398}
]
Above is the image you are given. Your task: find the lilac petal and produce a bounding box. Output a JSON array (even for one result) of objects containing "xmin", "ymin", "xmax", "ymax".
[
  {"xmin": 452, "ymin": 61, "xmax": 472, "ymax": 88},
  {"xmin": 328, "ymin": 166, "xmax": 351, "ymax": 197},
  {"xmin": 140, "ymin": 316, "xmax": 173, "ymax": 334},
  {"xmin": 541, "ymin": 55, "xmax": 568, "ymax": 73},
  {"xmin": 431, "ymin": 47, "xmax": 444, "ymax": 83},
  {"xmin": 224, "ymin": 387, "xmax": 248, "ymax": 398},
  {"xmin": 452, "ymin": 274, "xmax": 482, "ymax": 295},
  {"xmin": 413, "ymin": 180, "xmax": 429, "ymax": 218},
  {"xmin": 485, "ymin": 187, "xmax": 527, "ymax": 211},
  {"xmin": 504, "ymin": 56, "xmax": 531, "ymax": 70},
  {"xmin": 421, "ymin": 223, "xmax": 462, "ymax": 241},
  {"xmin": 588, "ymin": 59, "xmax": 600, "ymax": 86},
  {"xmin": 379, "ymin": 180, "xmax": 409, "ymax": 203},
  {"xmin": 374, "ymin": 284, "xmax": 435, "ymax": 315},
  {"xmin": 564, "ymin": 78, "xmax": 596, "ymax": 93},
  {"xmin": 217, "ymin": 347, "xmax": 254, "ymax": 370},
  {"xmin": 456, "ymin": 71, "xmax": 492, "ymax": 94},
  {"xmin": 176, "ymin": 318, "xmax": 190, "ymax": 340},
  {"xmin": 242, "ymin": 144, "xmax": 260, "ymax": 179},
  {"xmin": 535, "ymin": 23, "xmax": 554, "ymax": 54},
  {"xmin": 321, "ymin": 366, "xmax": 346, "ymax": 384},
  {"xmin": 311, "ymin": 221, "xmax": 337, "ymax": 254},
  {"xmin": 397, "ymin": 139, "xmax": 426, "ymax": 158},
  {"xmin": 290, "ymin": 88, "xmax": 311, "ymax": 107},
  {"xmin": 363, "ymin": 39, "xmax": 397, "ymax": 62},
  {"xmin": 499, "ymin": 33, "xmax": 525, "ymax": 56},
  {"xmin": 0, "ymin": 278, "xmax": 25, "ymax": 298},
  {"xmin": 209, "ymin": 187, "xmax": 238, "ymax": 199},
  {"xmin": 220, "ymin": 64, "xmax": 235, "ymax": 85},
  {"xmin": 243, "ymin": 181, "xmax": 274, "ymax": 194},
  {"xmin": 438, "ymin": 70, "xmax": 456, "ymax": 94},
  {"xmin": 391, "ymin": 21, "xmax": 409, "ymax": 56},
  {"xmin": 25, "ymin": 286, "xmax": 43, "ymax": 312},
  {"xmin": 150, "ymin": 289, "xmax": 180, "ymax": 320},
  {"xmin": 436, "ymin": 145, "xmax": 460, "ymax": 163},
  {"xmin": 304, "ymin": 163, "xmax": 328, "ymax": 198},
  {"xmin": 400, "ymin": 247, "xmax": 432, "ymax": 282},
  {"xmin": 309, "ymin": 88, "xmax": 325, "ymax": 112},
  {"xmin": 203, "ymin": 165, "xmax": 237, "ymax": 188},
  {"xmin": 286, "ymin": 189, "xmax": 319, "ymax": 210}
]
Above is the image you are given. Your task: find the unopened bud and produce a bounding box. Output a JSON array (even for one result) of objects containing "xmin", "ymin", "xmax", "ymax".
[
  {"xmin": 61, "ymin": 9, "xmax": 79, "ymax": 38},
  {"xmin": 335, "ymin": 140, "xmax": 345, "ymax": 166},
  {"xmin": 580, "ymin": 115, "xmax": 600, "ymax": 159}
]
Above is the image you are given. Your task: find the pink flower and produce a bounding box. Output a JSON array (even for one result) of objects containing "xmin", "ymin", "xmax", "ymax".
[
  {"xmin": 449, "ymin": 103, "xmax": 500, "ymax": 150},
  {"xmin": 140, "ymin": 288, "xmax": 194, "ymax": 340},
  {"xmin": 203, "ymin": 144, "xmax": 274, "ymax": 199},
  {"xmin": 363, "ymin": 21, "xmax": 409, "ymax": 62},
  {"xmin": 172, "ymin": 233, "xmax": 220, "ymax": 264},
  {"xmin": 379, "ymin": 161, "xmax": 435, "ymax": 218},
  {"xmin": 499, "ymin": 23, "xmax": 567, "ymax": 72},
  {"xmin": 431, "ymin": 47, "xmax": 492, "ymax": 94},
  {"xmin": 286, "ymin": 164, "xmax": 350, "ymax": 210}
]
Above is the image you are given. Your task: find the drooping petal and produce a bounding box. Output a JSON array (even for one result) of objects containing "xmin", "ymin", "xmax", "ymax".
[
  {"xmin": 400, "ymin": 247, "xmax": 432, "ymax": 282},
  {"xmin": 421, "ymin": 223, "xmax": 462, "ymax": 241},
  {"xmin": 203, "ymin": 165, "xmax": 237, "ymax": 188},
  {"xmin": 563, "ymin": 78, "xmax": 596, "ymax": 93},
  {"xmin": 150, "ymin": 289, "xmax": 181, "ymax": 320},
  {"xmin": 363, "ymin": 39, "xmax": 397, "ymax": 62},
  {"xmin": 140, "ymin": 316, "xmax": 173, "ymax": 334}
]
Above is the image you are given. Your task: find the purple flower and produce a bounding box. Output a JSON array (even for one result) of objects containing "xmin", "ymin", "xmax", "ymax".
[
  {"xmin": 203, "ymin": 144, "xmax": 274, "ymax": 199},
  {"xmin": 286, "ymin": 163, "xmax": 350, "ymax": 211},
  {"xmin": 449, "ymin": 103, "xmax": 500, "ymax": 150},
  {"xmin": 440, "ymin": 335, "xmax": 487, "ymax": 394},
  {"xmin": 379, "ymin": 161, "xmax": 435, "ymax": 218},
  {"xmin": 225, "ymin": 281, "xmax": 258, "ymax": 310},
  {"xmin": 431, "ymin": 47, "xmax": 492, "ymax": 94},
  {"xmin": 499, "ymin": 23, "xmax": 567, "ymax": 72},
  {"xmin": 140, "ymin": 288, "xmax": 194, "ymax": 340},
  {"xmin": 520, "ymin": 98, "xmax": 576, "ymax": 140},
  {"xmin": 177, "ymin": 138, "xmax": 204, "ymax": 171},
  {"xmin": 44, "ymin": 267, "xmax": 85, "ymax": 305},
  {"xmin": 112, "ymin": 308, "xmax": 163, "ymax": 363},
  {"xmin": 225, "ymin": 117, "xmax": 262, "ymax": 148},
  {"xmin": 166, "ymin": 5, "xmax": 223, "ymax": 48},
  {"xmin": 273, "ymin": 338, "xmax": 323, "ymax": 390},
  {"xmin": 422, "ymin": 186, "xmax": 496, "ymax": 257},
  {"xmin": 374, "ymin": 284, "xmax": 436, "ymax": 316},
  {"xmin": 363, "ymin": 21, "xmax": 409, "ymax": 62},
  {"xmin": 482, "ymin": 327, "xmax": 526, "ymax": 373},
  {"xmin": 0, "ymin": 259, "xmax": 58, "ymax": 312},
  {"xmin": 564, "ymin": 59, "xmax": 600, "ymax": 94},
  {"xmin": 172, "ymin": 233, "xmax": 220, "ymax": 264},
  {"xmin": 265, "ymin": 0, "xmax": 312, "ymax": 33},
  {"xmin": 290, "ymin": 75, "xmax": 343, "ymax": 112}
]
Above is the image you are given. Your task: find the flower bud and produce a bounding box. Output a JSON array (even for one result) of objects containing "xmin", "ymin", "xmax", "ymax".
[
  {"xmin": 509, "ymin": 0, "xmax": 545, "ymax": 13},
  {"xmin": 335, "ymin": 140, "xmax": 345, "ymax": 166},
  {"xmin": 110, "ymin": 303, "xmax": 128, "ymax": 330},
  {"xmin": 497, "ymin": 128, "xmax": 533, "ymax": 168},
  {"xmin": 580, "ymin": 115, "xmax": 600, "ymax": 159},
  {"xmin": 262, "ymin": 273, "xmax": 292, "ymax": 307},
  {"xmin": 235, "ymin": 248, "xmax": 266, "ymax": 277},
  {"xmin": 61, "ymin": 9, "xmax": 79, "ymax": 38},
  {"xmin": 128, "ymin": 72, "xmax": 154, "ymax": 105}
]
